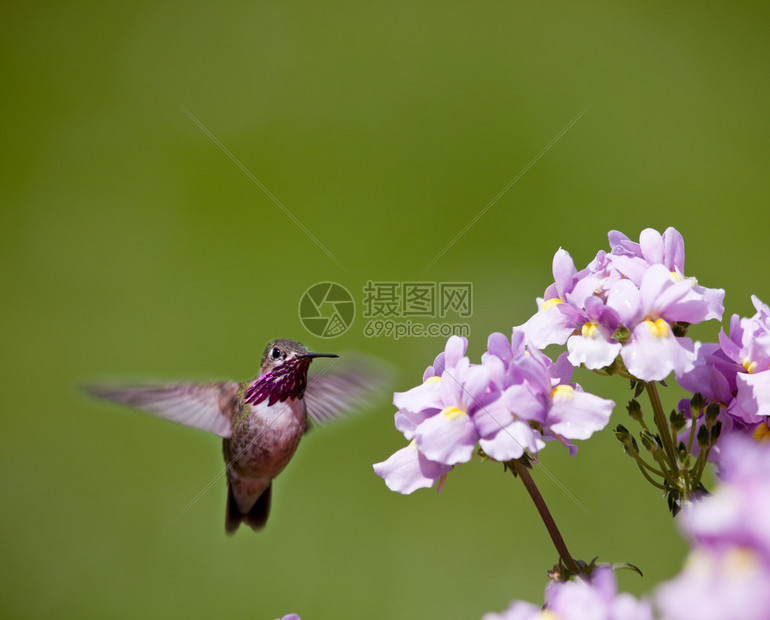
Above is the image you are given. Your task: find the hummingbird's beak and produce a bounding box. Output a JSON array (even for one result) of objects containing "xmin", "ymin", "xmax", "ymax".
[{"xmin": 298, "ymin": 352, "xmax": 339, "ymax": 360}]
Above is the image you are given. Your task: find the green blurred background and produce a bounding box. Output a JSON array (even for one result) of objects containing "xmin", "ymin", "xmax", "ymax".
[{"xmin": 2, "ymin": 1, "xmax": 769, "ymax": 618}]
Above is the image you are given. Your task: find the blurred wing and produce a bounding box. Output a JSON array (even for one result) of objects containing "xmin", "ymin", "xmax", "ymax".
[
  {"xmin": 304, "ymin": 355, "xmax": 393, "ymax": 426},
  {"xmin": 85, "ymin": 381, "xmax": 241, "ymax": 438}
]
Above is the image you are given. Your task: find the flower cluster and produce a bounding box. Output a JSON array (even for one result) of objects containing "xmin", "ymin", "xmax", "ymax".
[
  {"xmin": 655, "ymin": 435, "xmax": 770, "ymax": 619},
  {"xmin": 373, "ymin": 333, "xmax": 615, "ymax": 494},
  {"xmin": 484, "ymin": 437, "xmax": 770, "ymax": 620},
  {"xmin": 367, "ymin": 226, "xmax": 770, "ymax": 620},
  {"xmin": 676, "ymin": 295, "xmax": 770, "ymax": 453},
  {"xmin": 520, "ymin": 228, "xmax": 724, "ymax": 381},
  {"xmin": 483, "ymin": 567, "xmax": 653, "ymax": 620}
]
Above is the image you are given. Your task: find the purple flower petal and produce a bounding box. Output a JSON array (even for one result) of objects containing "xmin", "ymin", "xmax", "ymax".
[
  {"xmin": 550, "ymin": 351, "xmax": 575, "ymax": 386},
  {"xmin": 481, "ymin": 601, "xmax": 543, "ymax": 620},
  {"xmin": 481, "ymin": 353, "xmax": 507, "ymax": 390},
  {"xmin": 425, "ymin": 352, "xmax": 445, "ymax": 380},
  {"xmin": 548, "ymin": 385, "xmax": 614, "ymax": 440},
  {"xmin": 393, "ymin": 379, "xmax": 443, "ymax": 414},
  {"xmin": 662, "ymin": 226, "xmax": 686, "ymax": 272},
  {"xmin": 656, "ymin": 549, "xmax": 770, "ymax": 620},
  {"xmin": 519, "ymin": 300, "xmax": 576, "ymax": 348},
  {"xmin": 752, "ymin": 294, "xmax": 770, "ymax": 319},
  {"xmin": 473, "ymin": 394, "xmax": 517, "ymax": 435},
  {"xmin": 500, "ymin": 383, "xmax": 546, "ymax": 423},
  {"xmin": 718, "ymin": 319, "xmax": 745, "ymax": 363},
  {"xmin": 692, "ymin": 282, "xmax": 725, "ymax": 322},
  {"xmin": 678, "ymin": 435, "xmax": 770, "ymax": 563},
  {"xmin": 638, "ymin": 264, "xmax": 690, "ymax": 316},
  {"xmin": 510, "ymin": 354, "xmax": 551, "ymax": 399},
  {"xmin": 608, "ymin": 229, "xmax": 635, "ymax": 255},
  {"xmin": 622, "ymin": 320, "xmax": 695, "ymax": 381},
  {"xmin": 733, "ymin": 372, "xmax": 770, "ymax": 424},
  {"xmin": 439, "ymin": 357, "xmax": 471, "ymax": 405},
  {"xmin": 373, "ymin": 442, "xmax": 451, "ymax": 494},
  {"xmin": 394, "ymin": 408, "xmax": 434, "ymax": 440},
  {"xmin": 552, "ymin": 248, "xmax": 578, "ymax": 297},
  {"xmin": 487, "ymin": 331, "xmax": 513, "ymax": 364},
  {"xmin": 606, "ymin": 279, "xmax": 642, "ymax": 326},
  {"xmin": 639, "ymin": 227, "xmax": 664, "ymax": 265},
  {"xmin": 459, "ymin": 364, "xmax": 494, "ymax": 413},
  {"xmin": 675, "ymin": 342, "xmax": 734, "ymax": 405},
  {"xmin": 415, "ymin": 406, "xmax": 478, "ymax": 465},
  {"xmin": 569, "ymin": 275, "xmax": 604, "ymax": 308},
  {"xmin": 546, "ymin": 566, "xmax": 654, "ymax": 620},
  {"xmin": 444, "ymin": 335, "xmax": 468, "ymax": 370},
  {"xmin": 479, "ymin": 419, "xmax": 544, "ymax": 461},
  {"xmin": 613, "ymin": 255, "xmax": 650, "ymax": 285},
  {"xmin": 567, "ymin": 323, "xmax": 622, "ymax": 370}
]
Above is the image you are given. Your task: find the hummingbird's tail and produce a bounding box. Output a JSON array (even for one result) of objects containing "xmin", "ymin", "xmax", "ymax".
[{"xmin": 225, "ymin": 482, "xmax": 272, "ymax": 535}]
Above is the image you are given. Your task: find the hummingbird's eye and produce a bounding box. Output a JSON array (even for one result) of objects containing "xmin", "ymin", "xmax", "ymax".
[{"xmin": 271, "ymin": 347, "xmax": 281, "ymax": 360}]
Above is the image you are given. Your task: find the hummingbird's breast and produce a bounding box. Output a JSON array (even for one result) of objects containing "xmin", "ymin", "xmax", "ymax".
[{"xmin": 224, "ymin": 396, "xmax": 307, "ymax": 479}]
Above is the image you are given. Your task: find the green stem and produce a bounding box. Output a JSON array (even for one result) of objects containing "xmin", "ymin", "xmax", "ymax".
[
  {"xmin": 682, "ymin": 458, "xmax": 692, "ymax": 495},
  {"xmin": 511, "ymin": 461, "xmax": 581, "ymax": 575},
  {"xmin": 634, "ymin": 461, "xmax": 666, "ymax": 489},
  {"xmin": 635, "ymin": 415, "xmax": 651, "ymax": 434},
  {"xmin": 686, "ymin": 418, "xmax": 697, "ymax": 457},
  {"xmin": 645, "ymin": 382, "xmax": 678, "ymax": 472},
  {"xmin": 590, "ymin": 368, "xmax": 635, "ymax": 381},
  {"xmin": 631, "ymin": 453, "xmax": 666, "ymax": 478},
  {"xmin": 694, "ymin": 445, "xmax": 712, "ymax": 483},
  {"xmin": 650, "ymin": 448, "xmax": 677, "ymax": 487},
  {"xmin": 689, "ymin": 449, "xmax": 706, "ymax": 480}
]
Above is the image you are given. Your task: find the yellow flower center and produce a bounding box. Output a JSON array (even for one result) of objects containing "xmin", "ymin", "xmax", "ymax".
[
  {"xmin": 581, "ymin": 322, "xmax": 599, "ymax": 339},
  {"xmin": 670, "ymin": 270, "xmax": 684, "ymax": 282},
  {"xmin": 743, "ymin": 357, "xmax": 758, "ymax": 374},
  {"xmin": 440, "ymin": 406, "xmax": 466, "ymax": 420},
  {"xmin": 723, "ymin": 547, "xmax": 760, "ymax": 577},
  {"xmin": 424, "ymin": 375, "xmax": 441, "ymax": 385},
  {"xmin": 539, "ymin": 612, "xmax": 560, "ymax": 620},
  {"xmin": 645, "ymin": 318, "xmax": 669, "ymax": 338},
  {"xmin": 542, "ymin": 297, "xmax": 562, "ymax": 311},
  {"xmin": 551, "ymin": 385, "xmax": 575, "ymax": 401},
  {"xmin": 409, "ymin": 439, "xmax": 418, "ymax": 451},
  {"xmin": 753, "ymin": 423, "xmax": 770, "ymax": 444}
]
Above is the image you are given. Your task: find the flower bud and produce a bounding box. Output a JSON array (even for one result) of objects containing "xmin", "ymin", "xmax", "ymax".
[
  {"xmin": 626, "ymin": 399, "xmax": 643, "ymax": 423},
  {"xmin": 640, "ymin": 429, "xmax": 658, "ymax": 453},
  {"xmin": 697, "ymin": 424, "xmax": 710, "ymax": 449},
  {"xmin": 670, "ymin": 408, "xmax": 686, "ymax": 432},
  {"xmin": 710, "ymin": 420, "xmax": 722, "ymax": 445},
  {"xmin": 690, "ymin": 392, "xmax": 705, "ymax": 415},
  {"xmin": 614, "ymin": 424, "xmax": 632, "ymax": 445},
  {"xmin": 705, "ymin": 402, "xmax": 720, "ymax": 427}
]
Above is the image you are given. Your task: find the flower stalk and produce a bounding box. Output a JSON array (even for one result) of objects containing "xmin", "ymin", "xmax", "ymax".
[
  {"xmin": 646, "ymin": 382, "xmax": 678, "ymax": 468},
  {"xmin": 510, "ymin": 459, "xmax": 581, "ymax": 576}
]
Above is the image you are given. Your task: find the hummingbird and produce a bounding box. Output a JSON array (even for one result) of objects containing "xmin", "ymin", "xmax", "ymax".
[{"xmin": 86, "ymin": 339, "xmax": 385, "ymax": 535}]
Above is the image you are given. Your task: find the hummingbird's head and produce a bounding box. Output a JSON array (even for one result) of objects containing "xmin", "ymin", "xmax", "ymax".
[
  {"xmin": 244, "ymin": 339, "xmax": 338, "ymax": 406},
  {"xmin": 259, "ymin": 339, "xmax": 312, "ymax": 374}
]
